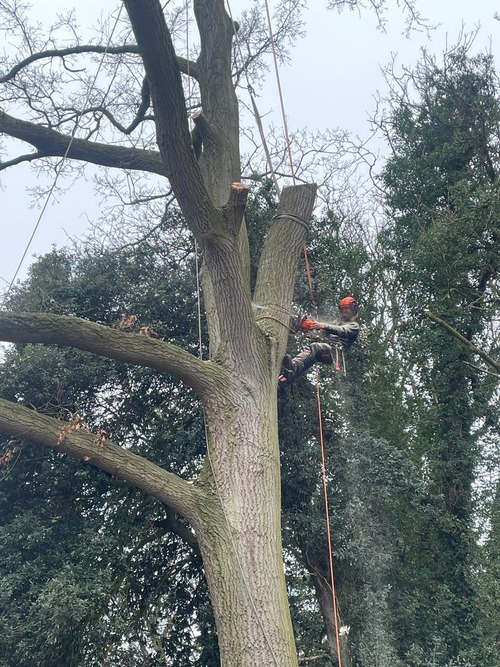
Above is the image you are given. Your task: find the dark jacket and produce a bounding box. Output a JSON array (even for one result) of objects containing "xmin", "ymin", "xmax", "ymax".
[{"xmin": 320, "ymin": 319, "xmax": 359, "ymax": 349}]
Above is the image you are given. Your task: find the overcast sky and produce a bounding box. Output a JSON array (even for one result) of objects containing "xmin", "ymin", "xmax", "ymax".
[{"xmin": 1, "ymin": 0, "xmax": 499, "ymax": 291}]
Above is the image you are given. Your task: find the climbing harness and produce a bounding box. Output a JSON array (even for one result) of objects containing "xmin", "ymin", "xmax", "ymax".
[{"xmin": 332, "ymin": 344, "xmax": 347, "ymax": 376}]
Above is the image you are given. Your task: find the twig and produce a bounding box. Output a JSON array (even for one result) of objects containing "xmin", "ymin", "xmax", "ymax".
[{"xmin": 463, "ymin": 361, "xmax": 500, "ymax": 379}]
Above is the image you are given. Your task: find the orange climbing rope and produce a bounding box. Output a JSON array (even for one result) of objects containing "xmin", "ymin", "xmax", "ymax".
[
  {"xmin": 304, "ymin": 243, "xmax": 344, "ymax": 667},
  {"xmin": 231, "ymin": 1, "xmax": 345, "ymax": 662},
  {"xmin": 316, "ymin": 380, "xmax": 344, "ymax": 666},
  {"xmin": 263, "ymin": 0, "xmax": 345, "ymax": 659}
]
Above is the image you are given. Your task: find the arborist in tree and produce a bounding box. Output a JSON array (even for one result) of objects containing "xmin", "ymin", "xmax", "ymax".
[{"xmin": 279, "ymin": 296, "xmax": 359, "ymax": 385}]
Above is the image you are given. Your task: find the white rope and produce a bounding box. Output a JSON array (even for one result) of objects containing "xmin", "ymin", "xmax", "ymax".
[
  {"xmin": 4, "ymin": 4, "xmax": 124, "ymax": 299},
  {"xmin": 225, "ymin": 0, "xmax": 282, "ymax": 196}
]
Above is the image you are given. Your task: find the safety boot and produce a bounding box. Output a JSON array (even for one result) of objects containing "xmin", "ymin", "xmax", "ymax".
[
  {"xmin": 278, "ymin": 354, "xmax": 294, "ymax": 384},
  {"xmin": 278, "ymin": 349, "xmax": 314, "ymax": 385}
]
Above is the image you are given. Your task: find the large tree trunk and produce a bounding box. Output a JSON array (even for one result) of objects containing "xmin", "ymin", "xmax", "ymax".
[
  {"xmin": 193, "ymin": 184, "xmax": 316, "ymax": 666},
  {"xmin": 194, "ymin": 401, "xmax": 295, "ymax": 665}
]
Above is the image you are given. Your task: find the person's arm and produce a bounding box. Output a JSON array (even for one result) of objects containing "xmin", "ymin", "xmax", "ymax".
[
  {"xmin": 299, "ymin": 318, "xmax": 323, "ymax": 331},
  {"xmin": 323, "ymin": 320, "xmax": 359, "ymax": 341},
  {"xmin": 299, "ymin": 318, "xmax": 359, "ymax": 342}
]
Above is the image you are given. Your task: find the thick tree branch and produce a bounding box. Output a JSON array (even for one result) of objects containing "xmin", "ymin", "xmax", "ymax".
[
  {"xmin": 0, "ymin": 44, "xmax": 199, "ymax": 83},
  {"xmin": 124, "ymin": 0, "xmax": 217, "ymax": 239},
  {"xmin": 0, "ymin": 312, "xmax": 228, "ymax": 397},
  {"xmin": 0, "ymin": 110, "xmax": 166, "ymax": 175},
  {"xmin": 424, "ymin": 308, "xmax": 500, "ymax": 375},
  {"xmin": 194, "ymin": 0, "xmax": 241, "ymax": 198},
  {"xmin": 0, "ymin": 397, "xmax": 201, "ymax": 522}
]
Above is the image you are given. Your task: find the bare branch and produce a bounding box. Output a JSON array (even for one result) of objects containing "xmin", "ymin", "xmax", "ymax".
[
  {"xmin": 463, "ymin": 361, "xmax": 500, "ymax": 379},
  {"xmin": 0, "ymin": 44, "xmax": 199, "ymax": 83},
  {"xmin": 0, "ymin": 151, "xmax": 43, "ymax": 169},
  {"xmin": 327, "ymin": 0, "xmax": 431, "ymax": 35},
  {"xmin": 0, "ymin": 110, "xmax": 166, "ymax": 175},
  {"xmin": 0, "ymin": 45, "xmax": 137, "ymax": 83}
]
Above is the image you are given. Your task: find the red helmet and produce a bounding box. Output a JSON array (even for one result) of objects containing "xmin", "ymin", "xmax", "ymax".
[{"xmin": 338, "ymin": 296, "xmax": 358, "ymax": 312}]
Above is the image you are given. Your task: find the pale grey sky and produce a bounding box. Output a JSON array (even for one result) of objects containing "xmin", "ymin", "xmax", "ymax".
[{"xmin": 1, "ymin": 0, "xmax": 498, "ymax": 290}]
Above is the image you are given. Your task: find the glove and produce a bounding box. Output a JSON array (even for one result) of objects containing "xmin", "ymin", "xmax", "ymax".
[{"xmin": 300, "ymin": 318, "xmax": 319, "ymax": 331}]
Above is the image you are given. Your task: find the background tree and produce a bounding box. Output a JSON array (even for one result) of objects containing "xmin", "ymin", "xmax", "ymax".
[{"xmin": 373, "ymin": 44, "xmax": 500, "ymax": 664}]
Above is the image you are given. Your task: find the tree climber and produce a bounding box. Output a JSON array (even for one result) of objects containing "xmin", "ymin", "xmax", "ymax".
[{"xmin": 279, "ymin": 296, "xmax": 360, "ymax": 385}]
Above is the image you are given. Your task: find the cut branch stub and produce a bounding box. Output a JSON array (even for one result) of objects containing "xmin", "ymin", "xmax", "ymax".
[{"xmin": 223, "ymin": 181, "xmax": 249, "ymax": 234}]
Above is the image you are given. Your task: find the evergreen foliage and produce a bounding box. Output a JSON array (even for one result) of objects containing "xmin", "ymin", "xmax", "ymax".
[
  {"xmin": 0, "ymin": 236, "xmax": 218, "ymax": 666},
  {"xmin": 376, "ymin": 47, "xmax": 500, "ymax": 665}
]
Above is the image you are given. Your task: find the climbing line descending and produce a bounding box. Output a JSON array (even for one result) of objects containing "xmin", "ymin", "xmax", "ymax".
[
  {"xmin": 305, "ymin": 248, "xmax": 344, "ymax": 667},
  {"xmin": 226, "ymin": 3, "xmax": 344, "ymax": 664},
  {"xmin": 225, "ymin": 0, "xmax": 282, "ymax": 196},
  {"xmin": 300, "ymin": 140, "xmax": 343, "ymax": 667},
  {"xmin": 4, "ymin": 4, "xmax": 124, "ymax": 300},
  {"xmin": 316, "ymin": 377, "xmax": 344, "ymax": 667},
  {"xmin": 257, "ymin": 0, "xmax": 319, "ymax": 349},
  {"xmin": 262, "ymin": 0, "xmax": 296, "ymax": 184},
  {"xmin": 194, "ymin": 240, "xmax": 204, "ymax": 360}
]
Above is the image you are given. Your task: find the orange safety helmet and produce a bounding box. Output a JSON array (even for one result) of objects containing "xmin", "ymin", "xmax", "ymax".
[{"xmin": 338, "ymin": 296, "xmax": 358, "ymax": 312}]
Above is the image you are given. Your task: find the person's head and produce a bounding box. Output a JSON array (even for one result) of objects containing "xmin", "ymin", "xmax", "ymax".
[{"xmin": 338, "ymin": 296, "xmax": 358, "ymax": 321}]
